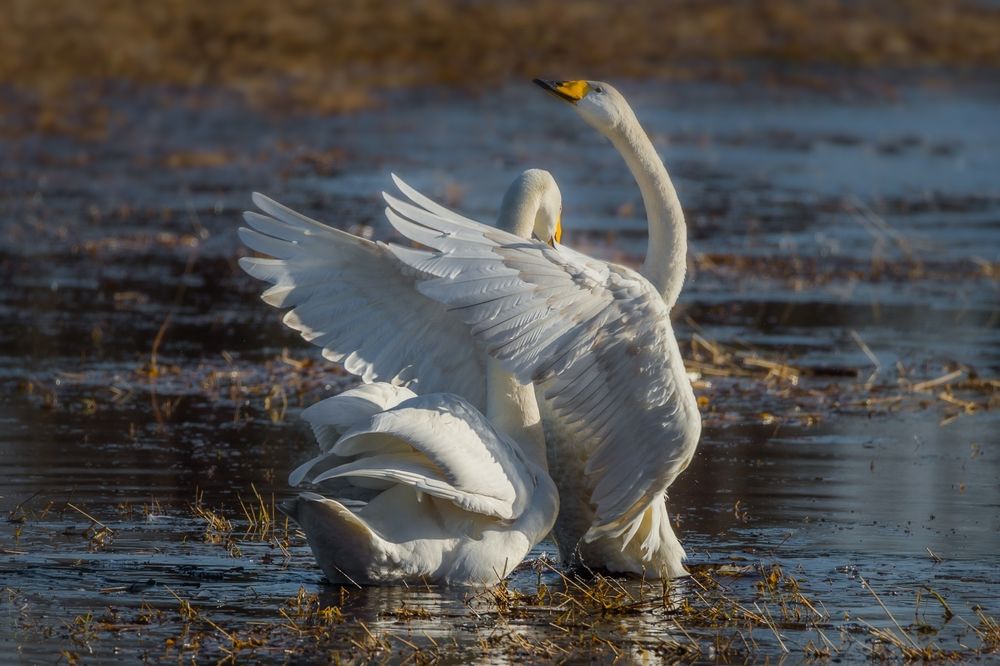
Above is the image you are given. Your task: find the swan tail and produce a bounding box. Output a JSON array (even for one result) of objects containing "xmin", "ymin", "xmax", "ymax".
[
  {"xmin": 580, "ymin": 495, "xmax": 688, "ymax": 579},
  {"xmin": 280, "ymin": 492, "xmax": 379, "ymax": 585}
]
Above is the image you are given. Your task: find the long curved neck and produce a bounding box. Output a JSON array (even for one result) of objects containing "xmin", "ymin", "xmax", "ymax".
[
  {"xmin": 606, "ymin": 113, "xmax": 688, "ymax": 309},
  {"xmin": 485, "ymin": 358, "xmax": 547, "ymax": 470}
]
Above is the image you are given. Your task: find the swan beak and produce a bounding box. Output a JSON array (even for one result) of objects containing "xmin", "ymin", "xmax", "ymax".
[
  {"xmin": 534, "ymin": 78, "xmax": 589, "ymax": 104},
  {"xmin": 548, "ymin": 218, "xmax": 562, "ymax": 247}
]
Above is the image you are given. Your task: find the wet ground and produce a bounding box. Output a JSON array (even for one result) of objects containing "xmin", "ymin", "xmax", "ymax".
[{"xmin": 1, "ymin": 78, "xmax": 998, "ymax": 662}]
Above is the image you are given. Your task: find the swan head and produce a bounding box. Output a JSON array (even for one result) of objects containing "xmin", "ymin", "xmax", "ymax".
[
  {"xmin": 533, "ymin": 79, "xmax": 631, "ymax": 136},
  {"xmin": 500, "ymin": 169, "xmax": 563, "ymax": 246}
]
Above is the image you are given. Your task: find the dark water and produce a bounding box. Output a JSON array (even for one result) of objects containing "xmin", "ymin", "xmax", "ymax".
[{"xmin": 1, "ymin": 79, "xmax": 998, "ymax": 661}]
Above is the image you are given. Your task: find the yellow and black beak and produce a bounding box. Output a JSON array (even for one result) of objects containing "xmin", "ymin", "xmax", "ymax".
[
  {"xmin": 548, "ymin": 217, "xmax": 563, "ymax": 247},
  {"xmin": 533, "ymin": 78, "xmax": 590, "ymax": 104}
]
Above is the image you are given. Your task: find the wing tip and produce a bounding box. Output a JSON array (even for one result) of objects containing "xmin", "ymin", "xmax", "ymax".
[
  {"xmin": 384, "ymin": 173, "xmax": 407, "ymax": 206},
  {"xmin": 242, "ymin": 210, "xmax": 274, "ymax": 227},
  {"xmin": 251, "ymin": 191, "xmax": 272, "ymax": 210},
  {"xmin": 236, "ymin": 254, "xmax": 254, "ymax": 272},
  {"xmin": 236, "ymin": 226, "xmax": 259, "ymax": 246},
  {"xmin": 382, "ymin": 190, "xmax": 408, "ymax": 211}
]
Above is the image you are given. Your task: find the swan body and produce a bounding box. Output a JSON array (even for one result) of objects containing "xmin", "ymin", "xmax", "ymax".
[
  {"xmin": 282, "ymin": 382, "xmax": 557, "ymax": 585},
  {"xmin": 379, "ymin": 80, "xmax": 702, "ymax": 578},
  {"xmin": 240, "ymin": 170, "xmax": 562, "ymax": 585}
]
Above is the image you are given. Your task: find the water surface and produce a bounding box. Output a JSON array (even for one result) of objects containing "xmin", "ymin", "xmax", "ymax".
[{"xmin": 1, "ymin": 78, "xmax": 998, "ymax": 662}]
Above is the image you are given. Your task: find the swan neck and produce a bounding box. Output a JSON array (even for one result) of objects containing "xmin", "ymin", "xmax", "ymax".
[
  {"xmin": 608, "ymin": 114, "xmax": 688, "ymax": 308},
  {"xmin": 485, "ymin": 357, "xmax": 547, "ymax": 471}
]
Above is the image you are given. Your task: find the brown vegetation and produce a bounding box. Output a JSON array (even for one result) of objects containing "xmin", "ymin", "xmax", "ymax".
[
  {"xmin": 2, "ymin": 0, "xmax": 999, "ymax": 124},
  {"xmin": 8, "ymin": 558, "xmax": 1000, "ymax": 662}
]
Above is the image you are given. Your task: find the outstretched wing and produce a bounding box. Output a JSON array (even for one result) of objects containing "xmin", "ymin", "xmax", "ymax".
[
  {"xmin": 294, "ymin": 391, "xmax": 537, "ymax": 521},
  {"xmin": 238, "ymin": 191, "xmax": 486, "ymax": 407},
  {"xmin": 383, "ymin": 187, "xmax": 701, "ymax": 540}
]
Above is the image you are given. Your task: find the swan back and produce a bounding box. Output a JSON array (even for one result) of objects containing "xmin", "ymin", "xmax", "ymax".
[
  {"xmin": 300, "ymin": 383, "xmax": 416, "ymax": 453},
  {"xmin": 328, "ymin": 393, "xmax": 537, "ymax": 520}
]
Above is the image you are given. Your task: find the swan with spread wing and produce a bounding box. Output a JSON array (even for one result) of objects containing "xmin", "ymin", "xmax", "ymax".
[
  {"xmin": 383, "ymin": 80, "xmax": 701, "ymax": 578},
  {"xmin": 239, "ymin": 170, "xmax": 562, "ymax": 585}
]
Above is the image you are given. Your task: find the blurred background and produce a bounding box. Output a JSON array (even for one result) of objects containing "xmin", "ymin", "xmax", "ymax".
[
  {"xmin": 3, "ymin": 0, "xmax": 1000, "ymax": 130},
  {"xmin": 1, "ymin": 0, "xmax": 998, "ymax": 662}
]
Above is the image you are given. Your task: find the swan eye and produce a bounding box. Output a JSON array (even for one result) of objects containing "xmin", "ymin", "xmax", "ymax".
[{"xmin": 593, "ymin": 86, "xmax": 605, "ymax": 94}]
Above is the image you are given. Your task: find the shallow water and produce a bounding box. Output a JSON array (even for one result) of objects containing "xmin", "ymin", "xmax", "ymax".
[{"xmin": 1, "ymin": 78, "xmax": 998, "ymax": 661}]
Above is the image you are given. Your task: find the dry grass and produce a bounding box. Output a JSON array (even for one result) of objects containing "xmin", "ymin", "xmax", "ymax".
[
  {"xmin": 189, "ymin": 486, "xmax": 293, "ymax": 559},
  {"xmin": 462, "ymin": 563, "xmax": 1000, "ymax": 662},
  {"xmin": 19, "ymin": 319, "xmax": 994, "ymax": 436},
  {"xmin": 683, "ymin": 322, "xmax": 997, "ymax": 430},
  {"xmin": 65, "ymin": 503, "xmax": 116, "ymax": 553},
  {"xmin": 5, "ymin": 559, "xmax": 1000, "ymax": 662},
  {"xmin": 2, "ymin": 0, "xmax": 999, "ymax": 134}
]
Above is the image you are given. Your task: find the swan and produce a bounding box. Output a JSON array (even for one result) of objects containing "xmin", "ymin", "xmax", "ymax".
[
  {"xmin": 526, "ymin": 79, "xmax": 699, "ymax": 576},
  {"xmin": 239, "ymin": 170, "xmax": 562, "ymax": 585},
  {"xmin": 380, "ymin": 80, "xmax": 701, "ymax": 578},
  {"xmin": 280, "ymin": 376, "xmax": 558, "ymax": 586}
]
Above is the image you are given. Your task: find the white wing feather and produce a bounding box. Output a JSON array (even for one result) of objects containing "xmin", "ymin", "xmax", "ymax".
[
  {"xmin": 383, "ymin": 189, "xmax": 701, "ymax": 540},
  {"xmin": 238, "ymin": 192, "xmax": 486, "ymax": 407}
]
